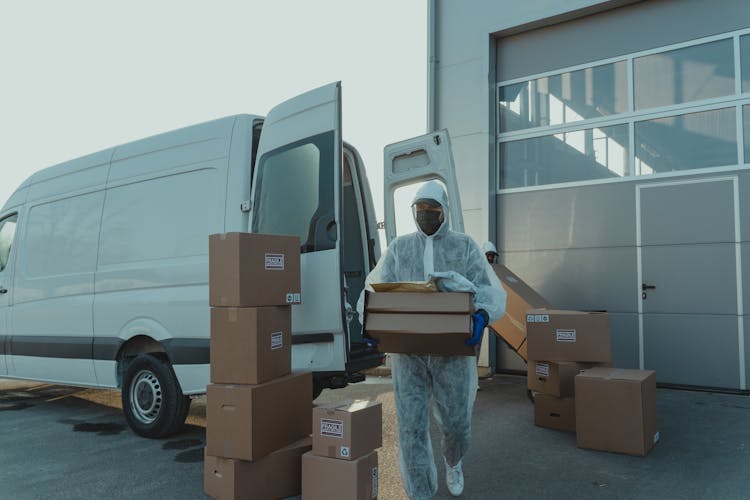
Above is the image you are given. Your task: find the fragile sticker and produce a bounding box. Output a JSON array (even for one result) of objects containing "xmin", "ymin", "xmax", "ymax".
[
  {"xmin": 526, "ymin": 314, "xmax": 550, "ymax": 323},
  {"xmin": 371, "ymin": 466, "xmax": 378, "ymax": 499},
  {"xmin": 285, "ymin": 293, "xmax": 301, "ymax": 304},
  {"xmin": 556, "ymin": 329, "xmax": 576, "ymax": 342},
  {"xmin": 340, "ymin": 446, "xmax": 350, "ymax": 458},
  {"xmin": 270, "ymin": 331, "xmax": 283, "ymax": 350},
  {"xmin": 264, "ymin": 253, "xmax": 285, "ymax": 270},
  {"xmin": 320, "ymin": 418, "xmax": 344, "ymax": 438},
  {"xmin": 535, "ymin": 362, "xmax": 550, "ymax": 377}
]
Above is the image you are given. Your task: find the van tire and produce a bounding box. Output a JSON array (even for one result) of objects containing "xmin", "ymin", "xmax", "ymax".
[{"xmin": 122, "ymin": 354, "xmax": 189, "ymax": 438}]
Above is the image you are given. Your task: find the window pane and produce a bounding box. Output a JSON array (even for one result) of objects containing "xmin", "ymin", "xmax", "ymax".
[
  {"xmin": 744, "ymin": 105, "xmax": 750, "ymax": 163},
  {"xmin": 742, "ymin": 35, "xmax": 750, "ymax": 93},
  {"xmin": 635, "ymin": 108, "xmax": 737, "ymax": 174},
  {"xmin": 499, "ymin": 61, "xmax": 628, "ymax": 132},
  {"xmin": 500, "ymin": 124, "xmax": 629, "ymax": 188},
  {"xmin": 252, "ymin": 131, "xmax": 335, "ymax": 253},
  {"xmin": 0, "ymin": 214, "xmax": 18, "ymax": 272},
  {"xmin": 634, "ymin": 39, "xmax": 735, "ymax": 110}
]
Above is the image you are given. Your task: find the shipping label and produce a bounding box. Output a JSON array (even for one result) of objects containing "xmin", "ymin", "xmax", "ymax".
[
  {"xmin": 320, "ymin": 418, "xmax": 344, "ymax": 438},
  {"xmin": 535, "ymin": 362, "xmax": 550, "ymax": 377},
  {"xmin": 526, "ymin": 314, "xmax": 550, "ymax": 323},
  {"xmin": 371, "ymin": 466, "xmax": 379, "ymax": 499},
  {"xmin": 270, "ymin": 331, "xmax": 283, "ymax": 350},
  {"xmin": 556, "ymin": 329, "xmax": 577, "ymax": 342},
  {"xmin": 285, "ymin": 292, "xmax": 301, "ymax": 304},
  {"xmin": 264, "ymin": 253, "xmax": 285, "ymax": 270}
]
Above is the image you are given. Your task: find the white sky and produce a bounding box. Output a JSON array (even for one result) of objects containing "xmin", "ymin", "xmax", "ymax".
[{"xmin": 0, "ymin": 1, "xmax": 427, "ymax": 228}]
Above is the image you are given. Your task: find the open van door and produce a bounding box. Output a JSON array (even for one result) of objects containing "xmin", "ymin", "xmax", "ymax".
[
  {"xmin": 383, "ymin": 130, "xmax": 464, "ymax": 244},
  {"xmin": 249, "ymin": 82, "xmax": 348, "ymax": 380}
]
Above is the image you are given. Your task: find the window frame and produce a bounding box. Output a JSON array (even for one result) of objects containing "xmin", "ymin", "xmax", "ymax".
[{"xmin": 496, "ymin": 27, "xmax": 750, "ymax": 193}]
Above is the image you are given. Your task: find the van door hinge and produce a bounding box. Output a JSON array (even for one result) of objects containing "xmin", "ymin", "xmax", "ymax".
[
  {"xmin": 376, "ymin": 221, "xmax": 385, "ymax": 230},
  {"xmin": 240, "ymin": 200, "xmax": 251, "ymax": 213}
]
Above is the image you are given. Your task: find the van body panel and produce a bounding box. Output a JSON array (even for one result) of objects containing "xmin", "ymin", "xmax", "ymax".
[
  {"xmin": 10, "ymin": 186, "xmax": 105, "ymax": 385},
  {"xmin": 173, "ymin": 364, "xmax": 210, "ymax": 395},
  {"xmin": 0, "ymin": 211, "xmax": 21, "ymax": 375},
  {"xmin": 24, "ymin": 150, "xmax": 111, "ymax": 203},
  {"xmin": 225, "ymin": 115, "xmax": 260, "ymax": 233}
]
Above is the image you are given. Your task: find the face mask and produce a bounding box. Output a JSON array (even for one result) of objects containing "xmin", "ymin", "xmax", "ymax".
[{"xmin": 415, "ymin": 210, "xmax": 443, "ymax": 236}]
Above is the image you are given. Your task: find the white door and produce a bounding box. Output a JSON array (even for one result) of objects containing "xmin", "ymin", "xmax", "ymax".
[
  {"xmin": 250, "ymin": 82, "xmax": 347, "ymax": 373},
  {"xmin": 0, "ymin": 213, "xmax": 19, "ymax": 375},
  {"xmin": 383, "ymin": 130, "xmax": 464, "ymax": 244}
]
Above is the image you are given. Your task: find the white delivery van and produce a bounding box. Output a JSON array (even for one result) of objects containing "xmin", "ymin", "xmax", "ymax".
[{"xmin": 0, "ymin": 82, "xmax": 463, "ymax": 437}]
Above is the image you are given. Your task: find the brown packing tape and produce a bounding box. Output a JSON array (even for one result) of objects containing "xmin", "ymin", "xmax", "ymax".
[
  {"xmin": 604, "ymin": 369, "xmax": 626, "ymax": 380},
  {"xmin": 228, "ymin": 309, "xmax": 238, "ymax": 322}
]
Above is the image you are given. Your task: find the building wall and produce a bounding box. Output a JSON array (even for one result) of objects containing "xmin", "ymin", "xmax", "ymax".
[{"xmin": 433, "ymin": 0, "xmax": 750, "ymax": 388}]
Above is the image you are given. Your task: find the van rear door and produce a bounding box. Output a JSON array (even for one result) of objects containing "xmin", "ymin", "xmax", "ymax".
[
  {"xmin": 383, "ymin": 130, "xmax": 464, "ymax": 244},
  {"xmin": 249, "ymin": 82, "xmax": 347, "ymax": 373}
]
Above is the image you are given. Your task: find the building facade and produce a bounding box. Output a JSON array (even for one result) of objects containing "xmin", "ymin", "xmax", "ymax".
[{"xmin": 429, "ymin": 0, "xmax": 750, "ymax": 389}]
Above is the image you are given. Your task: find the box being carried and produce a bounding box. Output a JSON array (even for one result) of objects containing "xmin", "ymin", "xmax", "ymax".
[
  {"xmin": 209, "ymin": 232, "xmax": 301, "ymax": 307},
  {"xmin": 313, "ymin": 400, "xmax": 382, "ymax": 460},
  {"xmin": 364, "ymin": 288, "xmax": 475, "ymax": 356},
  {"xmin": 575, "ymin": 367, "xmax": 659, "ymax": 456},
  {"xmin": 489, "ymin": 264, "xmax": 550, "ymax": 352},
  {"xmin": 526, "ymin": 309, "xmax": 611, "ymax": 363}
]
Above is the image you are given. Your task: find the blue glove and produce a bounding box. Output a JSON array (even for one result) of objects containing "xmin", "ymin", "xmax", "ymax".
[
  {"xmin": 364, "ymin": 337, "xmax": 379, "ymax": 348},
  {"xmin": 466, "ymin": 310, "xmax": 489, "ymax": 346}
]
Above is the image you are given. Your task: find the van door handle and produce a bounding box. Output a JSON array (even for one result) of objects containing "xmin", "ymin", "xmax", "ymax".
[
  {"xmin": 0, "ymin": 287, "xmax": 7, "ymax": 294},
  {"xmin": 641, "ymin": 283, "xmax": 656, "ymax": 291}
]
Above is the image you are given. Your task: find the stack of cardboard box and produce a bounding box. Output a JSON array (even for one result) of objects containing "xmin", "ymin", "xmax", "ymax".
[
  {"xmin": 527, "ymin": 311, "xmax": 660, "ymax": 456},
  {"xmin": 204, "ymin": 232, "xmax": 313, "ymax": 499},
  {"xmin": 489, "ymin": 264, "xmax": 659, "ymax": 456},
  {"xmin": 364, "ymin": 290, "xmax": 476, "ymax": 356},
  {"xmin": 302, "ymin": 400, "xmax": 382, "ymax": 499}
]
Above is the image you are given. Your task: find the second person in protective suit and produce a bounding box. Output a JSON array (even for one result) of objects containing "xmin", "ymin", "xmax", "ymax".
[{"xmin": 359, "ymin": 180, "xmax": 506, "ymax": 499}]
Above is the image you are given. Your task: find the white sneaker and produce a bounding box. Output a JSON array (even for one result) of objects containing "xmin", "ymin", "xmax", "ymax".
[{"xmin": 444, "ymin": 457, "xmax": 464, "ymax": 497}]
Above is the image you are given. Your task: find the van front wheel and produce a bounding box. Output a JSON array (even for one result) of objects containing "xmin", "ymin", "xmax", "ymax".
[{"xmin": 122, "ymin": 354, "xmax": 190, "ymax": 438}]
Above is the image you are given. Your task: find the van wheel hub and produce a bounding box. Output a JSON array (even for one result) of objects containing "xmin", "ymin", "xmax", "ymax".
[{"xmin": 130, "ymin": 370, "xmax": 162, "ymax": 424}]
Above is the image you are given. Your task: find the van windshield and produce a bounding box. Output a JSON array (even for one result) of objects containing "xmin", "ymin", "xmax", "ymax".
[{"xmin": 251, "ymin": 131, "xmax": 335, "ymax": 253}]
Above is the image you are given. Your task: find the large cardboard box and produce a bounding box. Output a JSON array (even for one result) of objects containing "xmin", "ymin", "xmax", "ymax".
[
  {"xmin": 364, "ymin": 291, "xmax": 475, "ymax": 356},
  {"xmin": 534, "ymin": 394, "xmax": 576, "ymax": 433},
  {"xmin": 575, "ymin": 367, "xmax": 659, "ymax": 456},
  {"xmin": 203, "ymin": 437, "xmax": 311, "ymax": 500},
  {"xmin": 209, "ymin": 232, "xmax": 301, "ymax": 307},
  {"xmin": 210, "ymin": 306, "xmax": 291, "ymax": 385},
  {"xmin": 489, "ymin": 264, "xmax": 550, "ymax": 350},
  {"xmin": 526, "ymin": 309, "xmax": 611, "ymax": 362},
  {"xmin": 528, "ymin": 361, "xmax": 606, "ymax": 397},
  {"xmin": 206, "ymin": 372, "xmax": 312, "ymax": 461},
  {"xmin": 313, "ymin": 400, "xmax": 382, "ymax": 460},
  {"xmin": 302, "ymin": 451, "xmax": 378, "ymax": 500}
]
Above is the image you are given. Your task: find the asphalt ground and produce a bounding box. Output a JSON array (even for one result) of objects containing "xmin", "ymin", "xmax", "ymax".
[{"xmin": 2, "ymin": 375, "xmax": 750, "ymax": 499}]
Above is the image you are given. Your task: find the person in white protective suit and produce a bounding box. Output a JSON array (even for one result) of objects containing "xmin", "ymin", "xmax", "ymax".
[
  {"xmin": 483, "ymin": 241, "xmax": 499, "ymax": 264},
  {"xmin": 358, "ymin": 180, "xmax": 506, "ymax": 499}
]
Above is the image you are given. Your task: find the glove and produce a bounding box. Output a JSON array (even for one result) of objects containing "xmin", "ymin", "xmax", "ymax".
[
  {"xmin": 466, "ymin": 309, "xmax": 489, "ymax": 346},
  {"xmin": 364, "ymin": 337, "xmax": 379, "ymax": 348}
]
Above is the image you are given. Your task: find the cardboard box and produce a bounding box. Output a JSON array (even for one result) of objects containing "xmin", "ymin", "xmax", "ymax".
[
  {"xmin": 302, "ymin": 451, "xmax": 378, "ymax": 500},
  {"xmin": 528, "ymin": 361, "xmax": 606, "ymax": 397},
  {"xmin": 489, "ymin": 264, "xmax": 550, "ymax": 351},
  {"xmin": 313, "ymin": 400, "xmax": 382, "ymax": 460},
  {"xmin": 365, "ymin": 291, "xmax": 471, "ymax": 314},
  {"xmin": 206, "ymin": 372, "xmax": 312, "ymax": 461},
  {"xmin": 526, "ymin": 309, "xmax": 611, "ymax": 362},
  {"xmin": 203, "ymin": 437, "xmax": 311, "ymax": 500},
  {"xmin": 209, "ymin": 232, "xmax": 301, "ymax": 307},
  {"xmin": 364, "ymin": 291, "xmax": 475, "ymax": 356},
  {"xmin": 365, "ymin": 312, "xmax": 475, "ymax": 356},
  {"xmin": 210, "ymin": 306, "xmax": 291, "ymax": 385},
  {"xmin": 575, "ymin": 367, "xmax": 659, "ymax": 456},
  {"xmin": 534, "ymin": 394, "xmax": 576, "ymax": 433}
]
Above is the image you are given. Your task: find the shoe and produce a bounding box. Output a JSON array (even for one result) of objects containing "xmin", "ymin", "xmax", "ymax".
[{"xmin": 444, "ymin": 457, "xmax": 464, "ymax": 497}]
